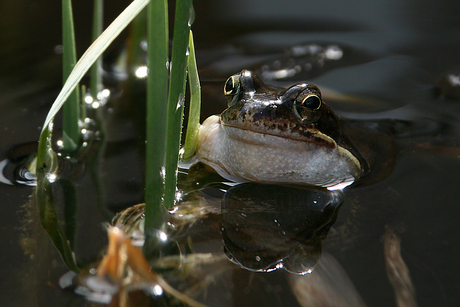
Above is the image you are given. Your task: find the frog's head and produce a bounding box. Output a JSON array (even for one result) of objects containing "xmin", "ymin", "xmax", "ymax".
[{"xmin": 197, "ymin": 70, "xmax": 368, "ymax": 190}]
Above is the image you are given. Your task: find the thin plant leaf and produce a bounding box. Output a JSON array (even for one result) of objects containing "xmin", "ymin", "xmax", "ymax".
[
  {"xmin": 41, "ymin": 0, "xmax": 150, "ymax": 133},
  {"xmin": 164, "ymin": 0, "xmax": 193, "ymax": 209},
  {"xmin": 62, "ymin": 0, "xmax": 80, "ymax": 152},
  {"xmin": 144, "ymin": 0, "xmax": 169, "ymax": 233},
  {"xmin": 182, "ymin": 30, "xmax": 201, "ymax": 160}
]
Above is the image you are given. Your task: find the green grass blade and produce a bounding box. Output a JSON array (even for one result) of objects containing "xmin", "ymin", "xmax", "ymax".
[
  {"xmin": 90, "ymin": 0, "xmax": 104, "ymax": 97},
  {"xmin": 41, "ymin": 0, "xmax": 150, "ymax": 133},
  {"xmin": 182, "ymin": 30, "xmax": 201, "ymax": 160},
  {"xmin": 62, "ymin": 0, "xmax": 80, "ymax": 152},
  {"xmin": 164, "ymin": 0, "xmax": 193, "ymax": 209},
  {"xmin": 144, "ymin": 0, "xmax": 169, "ymax": 232}
]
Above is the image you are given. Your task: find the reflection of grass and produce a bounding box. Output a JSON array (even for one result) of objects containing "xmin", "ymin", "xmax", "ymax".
[{"xmin": 35, "ymin": 0, "xmax": 201, "ymax": 269}]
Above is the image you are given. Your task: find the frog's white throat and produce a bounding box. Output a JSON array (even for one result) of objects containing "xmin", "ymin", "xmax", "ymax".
[{"xmin": 196, "ymin": 115, "xmax": 361, "ymax": 190}]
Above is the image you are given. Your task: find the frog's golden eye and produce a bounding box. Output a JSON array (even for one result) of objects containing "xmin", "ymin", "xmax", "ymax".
[
  {"xmin": 224, "ymin": 75, "xmax": 241, "ymax": 106},
  {"xmin": 224, "ymin": 75, "xmax": 239, "ymax": 96},
  {"xmin": 293, "ymin": 94, "xmax": 322, "ymax": 123},
  {"xmin": 301, "ymin": 95, "xmax": 321, "ymax": 110}
]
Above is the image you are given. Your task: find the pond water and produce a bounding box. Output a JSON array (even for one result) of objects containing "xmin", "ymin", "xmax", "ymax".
[{"xmin": 1, "ymin": 0, "xmax": 460, "ymax": 306}]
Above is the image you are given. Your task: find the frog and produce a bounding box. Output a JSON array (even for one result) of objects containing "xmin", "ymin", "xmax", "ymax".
[{"xmin": 196, "ymin": 70, "xmax": 395, "ymax": 190}]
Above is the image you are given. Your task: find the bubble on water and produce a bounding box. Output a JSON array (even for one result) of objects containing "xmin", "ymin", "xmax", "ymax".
[
  {"xmin": 101, "ymin": 89, "xmax": 110, "ymax": 98},
  {"xmin": 47, "ymin": 173, "xmax": 57, "ymax": 183},
  {"xmin": 158, "ymin": 231, "xmax": 168, "ymax": 242},
  {"xmin": 135, "ymin": 65, "xmax": 148, "ymax": 79},
  {"xmin": 325, "ymin": 45, "xmax": 343, "ymax": 60},
  {"xmin": 85, "ymin": 95, "xmax": 94, "ymax": 104},
  {"xmin": 96, "ymin": 89, "xmax": 111, "ymax": 101},
  {"xmin": 151, "ymin": 284, "xmax": 163, "ymax": 296},
  {"xmin": 447, "ymin": 74, "xmax": 460, "ymax": 86}
]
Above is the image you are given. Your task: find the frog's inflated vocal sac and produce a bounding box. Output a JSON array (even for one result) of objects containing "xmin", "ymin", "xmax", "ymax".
[{"xmin": 196, "ymin": 70, "xmax": 393, "ymax": 190}]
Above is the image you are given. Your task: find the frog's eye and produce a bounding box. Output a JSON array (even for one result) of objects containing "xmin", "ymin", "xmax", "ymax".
[
  {"xmin": 224, "ymin": 76, "xmax": 240, "ymax": 96},
  {"xmin": 301, "ymin": 95, "xmax": 321, "ymax": 110},
  {"xmin": 293, "ymin": 94, "xmax": 322, "ymax": 123},
  {"xmin": 224, "ymin": 75, "xmax": 241, "ymax": 106}
]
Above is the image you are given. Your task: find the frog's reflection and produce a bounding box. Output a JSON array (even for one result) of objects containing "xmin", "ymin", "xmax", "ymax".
[{"xmin": 221, "ymin": 183, "xmax": 343, "ymax": 275}]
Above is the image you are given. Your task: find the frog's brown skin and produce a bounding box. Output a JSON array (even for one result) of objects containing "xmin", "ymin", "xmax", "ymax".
[{"xmin": 196, "ymin": 70, "xmax": 394, "ymax": 190}]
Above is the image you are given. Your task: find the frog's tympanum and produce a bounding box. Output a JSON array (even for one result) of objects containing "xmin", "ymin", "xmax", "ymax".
[{"xmin": 197, "ymin": 70, "xmax": 394, "ymax": 190}]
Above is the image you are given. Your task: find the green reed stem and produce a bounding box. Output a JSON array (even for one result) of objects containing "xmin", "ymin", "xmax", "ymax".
[
  {"xmin": 145, "ymin": 0, "xmax": 169, "ymax": 232},
  {"xmin": 90, "ymin": 0, "xmax": 104, "ymax": 98},
  {"xmin": 163, "ymin": 0, "xmax": 193, "ymax": 209},
  {"xmin": 62, "ymin": 0, "xmax": 80, "ymax": 152},
  {"xmin": 182, "ymin": 30, "xmax": 201, "ymax": 160}
]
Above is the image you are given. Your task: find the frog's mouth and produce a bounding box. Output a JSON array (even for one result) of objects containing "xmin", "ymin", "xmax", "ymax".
[
  {"xmin": 220, "ymin": 118, "xmax": 338, "ymax": 151},
  {"xmin": 222, "ymin": 122, "xmax": 361, "ymax": 166}
]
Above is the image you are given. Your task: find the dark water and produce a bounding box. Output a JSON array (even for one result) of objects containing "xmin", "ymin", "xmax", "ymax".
[{"xmin": 1, "ymin": 0, "xmax": 460, "ymax": 306}]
